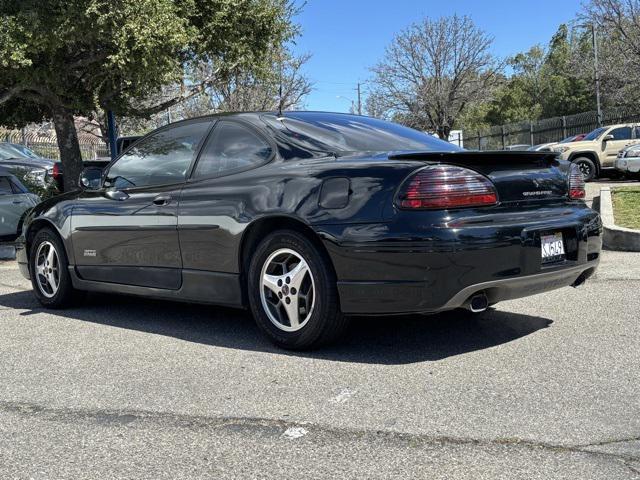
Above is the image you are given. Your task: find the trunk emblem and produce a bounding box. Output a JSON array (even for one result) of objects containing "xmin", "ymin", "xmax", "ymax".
[
  {"xmin": 84, "ymin": 249, "xmax": 97, "ymax": 257},
  {"xmin": 522, "ymin": 190, "xmax": 553, "ymax": 197}
]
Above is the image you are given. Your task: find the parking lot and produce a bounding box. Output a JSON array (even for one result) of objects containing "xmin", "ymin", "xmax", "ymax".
[{"xmin": 1, "ymin": 187, "xmax": 639, "ymax": 478}]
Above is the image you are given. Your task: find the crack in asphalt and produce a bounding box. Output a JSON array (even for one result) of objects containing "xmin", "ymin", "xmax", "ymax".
[{"xmin": 1, "ymin": 400, "xmax": 639, "ymax": 473}]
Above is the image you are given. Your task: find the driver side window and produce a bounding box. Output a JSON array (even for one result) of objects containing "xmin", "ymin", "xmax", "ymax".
[
  {"xmin": 105, "ymin": 121, "xmax": 211, "ymax": 189},
  {"xmin": 609, "ymin": 127, "xmax": 632, "ymax": 141}
]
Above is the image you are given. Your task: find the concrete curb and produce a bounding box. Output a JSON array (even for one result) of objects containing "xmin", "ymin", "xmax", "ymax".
[
  {"xmin": 0, "ymin": 244, "xmax": 16, "ymax": 260},
  {"xmin": 600, "ymin": 187, "xmax": 640, "ymax": 251}
]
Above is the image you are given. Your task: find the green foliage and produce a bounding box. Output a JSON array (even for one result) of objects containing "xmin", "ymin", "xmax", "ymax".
[
  {"xmin": 0, "ymin": 0, "xmax": 297, "ymax": 190},
  {"xmin": 0, "ymin": 0, "xmax": 296, "ymax": 121}
]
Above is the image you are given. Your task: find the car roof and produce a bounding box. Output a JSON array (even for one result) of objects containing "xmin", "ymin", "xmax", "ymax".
[{"xmin": 160, "ymin": 111, "xmax": 373, "ymax": 127}]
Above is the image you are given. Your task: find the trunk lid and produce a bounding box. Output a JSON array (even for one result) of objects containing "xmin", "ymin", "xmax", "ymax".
[{"xmin": 388, "ymin": 150, "xmax": 568, "ymax": 203}]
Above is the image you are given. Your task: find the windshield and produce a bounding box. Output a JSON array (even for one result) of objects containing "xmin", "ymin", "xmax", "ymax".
[
  {"xmin": 0, "ymin": 144, "xmax": 26, "ymax": 161},
  {"xmin": 6, "ymin": 143, "xmax": 39, "ymax": 159},
  {"xmin": 263, "ymin": 112, "xmax": 460, "ymax": 155},
  {"xmin": 583, "ymin": 127, "xmax": 607, "ymax": 141}
]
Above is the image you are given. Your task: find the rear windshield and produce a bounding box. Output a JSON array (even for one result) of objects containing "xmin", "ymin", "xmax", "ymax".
[{"xmin": 263, "ymin": 113, "xmax": 459, "ymax": 154}]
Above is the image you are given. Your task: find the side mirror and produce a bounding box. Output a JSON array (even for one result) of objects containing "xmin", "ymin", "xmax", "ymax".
[
  {"xmin": 79, "ymin": 167, "xmax": 103, "ymax": 190},
  {"xmin": 603, "ymin": 134, "xmax": 615, "ymax": 142}
]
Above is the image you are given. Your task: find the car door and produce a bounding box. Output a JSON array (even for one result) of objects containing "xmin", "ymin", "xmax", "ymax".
[
  {"xmin": 603, "ymin": 126, "xmax": 633, "ymax": 166},
  {"xmin": 0, "ymin": 175, "xmax": 36, "ymax": 238},
  {"xmin": 177, "ymin": 120, "xmax": 275, "ymax": 274},
  {"xmin": 70, "ymin": 120, "xmax": 212, "ymax": 289}
]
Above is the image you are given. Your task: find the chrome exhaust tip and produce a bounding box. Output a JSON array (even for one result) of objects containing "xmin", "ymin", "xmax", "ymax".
[{"xmin": 466, "ymin": 292, "xmax": 489, "ymax": 313}]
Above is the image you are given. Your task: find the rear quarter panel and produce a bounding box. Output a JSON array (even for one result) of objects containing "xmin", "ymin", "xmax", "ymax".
[{"xmin": 177, "ymin": 157, "xmax": 418, "ymax": 273}]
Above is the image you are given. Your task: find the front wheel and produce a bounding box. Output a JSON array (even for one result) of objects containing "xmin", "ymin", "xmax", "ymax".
[
  {"xmin": 29, "ymin": 228, "xmax": 82, "ymax": 308},
  {"xmin": 573, "ymin": 157, "xmax": 597, "ymax": 182},
  {"xmin": 247, "ymin": 230, "xmax": 348, "ymax": 350}
]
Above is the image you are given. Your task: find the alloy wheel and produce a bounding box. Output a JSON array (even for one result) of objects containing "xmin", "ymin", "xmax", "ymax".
[
  {"xmin": 35, "ymin": 241, "xmax": 61, "ymax": 298},
  {"xmin": 578, "ymin": 161, "xmax": 592, "ymax": 180},
  {"xmin": 259, "ymin": 248, "xmax": 315, "ymax": 332}
]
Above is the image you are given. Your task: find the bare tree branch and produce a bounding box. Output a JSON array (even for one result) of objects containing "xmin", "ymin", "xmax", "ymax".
[{"xmin": 368, "ymin": 15, "xmax": 501, "ymax": 139}]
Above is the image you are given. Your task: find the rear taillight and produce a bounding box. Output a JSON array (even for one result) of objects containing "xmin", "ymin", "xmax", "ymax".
[
  {"xmin": 52, "ymin": 162, "xmax": 62, "ymax": 180},
  {"xmin": 396, "ymin": 165, "xmax": 498, "ymax": 209},
  {"xmin": 568, "ymin": 163, "xmax": 585, "ymax": 199}
]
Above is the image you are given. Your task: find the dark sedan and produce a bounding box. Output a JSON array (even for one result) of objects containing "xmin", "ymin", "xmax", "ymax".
[{"xmin": 16, "ymin": 112, "xmax": 602, "ymax": 349}]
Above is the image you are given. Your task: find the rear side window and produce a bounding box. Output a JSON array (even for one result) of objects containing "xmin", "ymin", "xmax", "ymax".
[
  {"xmin": 264, "ymin": 112, "xmax": 460, "ymax": 155},
  {"xmin": 634, "ymin": 126, "xmax": 640, "ymax": 139},
  {"xmin": 0, "ymin": 177, "xmax": 12, "ymax": 195},
  {"xmin": 105, "ymin": 121, "xmax": 211, "ymax": 189},
  {"xmin": 610, "ymin": 127, "xmax": 632, "ymax": 141},
  {"xmin": 192, "ymin": 122, "xmax": 273, "ymax": 179}
]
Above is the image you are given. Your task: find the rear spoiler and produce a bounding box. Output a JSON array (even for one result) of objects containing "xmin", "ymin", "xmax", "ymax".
[{"xmin": 388, "ymin": 150, "xmax": 559, "ymax": 166}]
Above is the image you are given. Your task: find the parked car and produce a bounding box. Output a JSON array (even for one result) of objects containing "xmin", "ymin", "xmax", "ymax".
[
  {"xmin": 0, "ymin": 144, "xmax": 55, "ymax": 187},
  {"xmin": 0, "ymin": 168, "xmax": 40, "ymax": 241},
  {"xmin": 504, "ymin": 144, "xmax": 531, "ymax": 151},
  {"xmin": 569, "ymin": 133, "xmax": 587, "ymax": 142},
  {"xmin": 529, "ymin": 134, "xmax": 588, "ymax": 153},
  {"xmin": 615, "ymin": 144, "xmax": 640, "ymax": 178},
  {"xmin": 16, "ymin": 112, "xmax": 602, "ymax": 349},
  {"xmin": 528, "ymin": 142, "xmax": 557, "ymax": 152},
  {"xmin": 553, "ymin": 124, "xmax": 640, "ymax": 180},
  {"xmin": 0, "ymin": 142, "xmax": 55, "ymax": 161}
]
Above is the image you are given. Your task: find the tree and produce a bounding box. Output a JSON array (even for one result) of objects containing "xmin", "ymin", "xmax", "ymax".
[
  {"xmin": 541, "ymin": 25, "xmax": 593, "ymax": 116},
  {"xmin": 0, "ymin": 0, "xmax": 297, "ymax": 190},
  {"xmin": 458, "ymin": 24, "xmax": 594, "ymax": 132},
  {"xmin": 79, "ymin": 47, "xmax": 312, "ymax": 139},
  {"xmin": 207, "ymin": 49, "xmax": 312, "ymax": 113},
  {"xmin": 482, "ymin": 48, "xmax": 546, "ymax": 125},
  {"xmin": 582, "ymin": 0, "xmax": 640, "ymax": 106},
  {"xmin": 368, "ymin": 15, "xmax": 501, "ymax": 139}
]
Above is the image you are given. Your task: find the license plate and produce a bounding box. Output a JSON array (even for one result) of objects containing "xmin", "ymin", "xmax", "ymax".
[{"xmin": 541, "ymin": 233, "xmax": 565, "ymax": 262}]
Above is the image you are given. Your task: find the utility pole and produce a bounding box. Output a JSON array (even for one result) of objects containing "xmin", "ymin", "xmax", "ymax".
[
  {"xmin": 356, "ymin": 83, "xmax": 362, "ymax": 115},
  {"xmin": 592, "ymin": 24, "xmax": 603, "ymax": 127}
]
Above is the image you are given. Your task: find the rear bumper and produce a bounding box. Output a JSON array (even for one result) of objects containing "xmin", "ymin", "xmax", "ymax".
[
  {"xmin": 334, "ymin": 262, "xmax": 598, "ymax": 315},
  {"xmin": 317, "ymin": 204, "xmax": 602, "ymax": 315}
]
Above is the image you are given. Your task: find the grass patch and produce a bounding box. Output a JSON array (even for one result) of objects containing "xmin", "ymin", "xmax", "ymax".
[{"xmin": 612, "ymin": 187, "xmax": 640, "ymax": 229}]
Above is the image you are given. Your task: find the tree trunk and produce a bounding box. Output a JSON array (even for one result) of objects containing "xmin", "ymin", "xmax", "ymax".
[
  {"xmin": 52, "ymin": 108, "xmax": 83, "ymax": 192},
  {"xmin": 437, "ymin": 125, "xmax": 451, "ymax": 140}
]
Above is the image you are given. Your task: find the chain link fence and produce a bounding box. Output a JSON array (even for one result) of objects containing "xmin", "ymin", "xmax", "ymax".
[
  {"xmin": 0, "ymin": 129, "xmax": 109, "ymax": 161},
  {"xmin": 465, "ymin": 106, "xmax": 640, "ymax": 151}
]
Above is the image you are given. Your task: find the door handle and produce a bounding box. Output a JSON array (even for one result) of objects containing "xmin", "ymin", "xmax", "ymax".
[
  {"xmin": 12, "ymin": 200, "xmax": 25, "ymax": 205},
  {"xmin": 153, "ymin": 195, "xmax": 171, "ymax": 206}
]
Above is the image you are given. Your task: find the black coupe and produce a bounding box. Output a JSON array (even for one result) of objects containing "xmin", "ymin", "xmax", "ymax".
[{"xmin": 16, "ymin": 112, "xmax": 602, "ymax": 349}]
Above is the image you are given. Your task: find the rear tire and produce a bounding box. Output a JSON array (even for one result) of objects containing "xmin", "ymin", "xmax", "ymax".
[
  {"xmin": 247, "ymin": 230, "xmax": 349, "ymax": 350},
  {"xmin": 572, "ymin": 157, "xmax": 597, "ymax": 182},
  {"xmin": 29, "ymin": 227, "xmax": 82, "ymax": 308}
]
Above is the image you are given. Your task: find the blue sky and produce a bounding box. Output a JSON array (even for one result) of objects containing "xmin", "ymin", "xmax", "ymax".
[{"xmin": 292, "ymin": 0, "xmax": 584, "ymax": 112}]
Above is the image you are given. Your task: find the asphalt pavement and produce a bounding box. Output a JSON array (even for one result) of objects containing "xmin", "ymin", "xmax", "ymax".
[{"xmin": 0, "ymin": 248, "xmax": 639, "ymax": 478}]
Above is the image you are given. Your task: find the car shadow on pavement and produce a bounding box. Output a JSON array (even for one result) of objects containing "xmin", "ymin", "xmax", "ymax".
[{"xmin": 0, "ymin": 290, "xmax": 552, "ymax": 365}]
